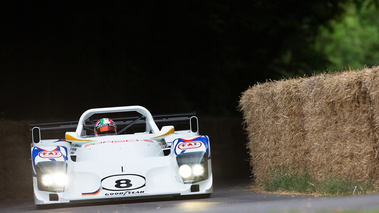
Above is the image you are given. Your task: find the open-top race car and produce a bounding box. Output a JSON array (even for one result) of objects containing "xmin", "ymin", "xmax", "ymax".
[{"xmin": 30, "ymin": 106, "xmax": 212, "ymax": 205}]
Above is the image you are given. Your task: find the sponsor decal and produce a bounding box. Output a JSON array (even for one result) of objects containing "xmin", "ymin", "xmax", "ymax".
[
  {"xmin": 84, "ymin": 139, "xmax": 154, "ymax": 148},
  {"xmin": 82, "ymin": 187, "xmax": 102, "ymax": 196},
  {"xmin": 38, "ymin": 151, "xmax": 63, "ymax": 158},
  {"xmin": 178, "ymin": 141, "xmax": 202, "ymax": 150},
  {"xmin": 105, "ymin": 191, "xmax": 145, "ymax": 196},
  {"xmin": 82, "ymin": 174, "xmax": 146, "ymax": 196},
  {"xmin": 31, "ymin": 146, "xmax": 68, "ymax": 176},
  {"xmin": 101, "ymin": 174, "xmax": 146, "ymax": 191},
  {"xmin": 174, "ymin": 136, "xmax": 210, "ymax": 155}
]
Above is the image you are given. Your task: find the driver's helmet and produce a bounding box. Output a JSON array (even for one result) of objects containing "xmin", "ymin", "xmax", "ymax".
[{"xmin": 94, "ymin": 118, "xmax": 117, "ymax": 136}]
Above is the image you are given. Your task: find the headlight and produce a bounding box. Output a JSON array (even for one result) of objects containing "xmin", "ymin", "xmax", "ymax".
[
  {"xmin": 179, "ymin": 164, "xmax": 192, "ymax": 178},
  {"xmin": 179, "ymin": 164, "xmax": 205, "ymax": 179},
  {"xmin": 54, "ymin": 173, "xmax": 68, "ymax": 187},
  {"xmin": 41, "ymin": 173, "xmax": 68, "ymax": 187},
  {"xmin": 192, "ymin": 164, "xmax": 204, "ymax": 176},
  {"xmin": 41, "ymin": 174, "xmax": 54, "ymax": 186},
  {"xmin": 176, "ymin": 152, "xmax": 209, "ymax": 183},
  {"xmin": 36, "ymin": 161, "xmax": 68, "ymax": 192}
]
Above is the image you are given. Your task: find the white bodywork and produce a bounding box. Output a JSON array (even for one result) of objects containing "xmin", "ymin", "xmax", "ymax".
[{"xmin": 31, "ymin": 106, "xmax": 212, "ymax": 205}]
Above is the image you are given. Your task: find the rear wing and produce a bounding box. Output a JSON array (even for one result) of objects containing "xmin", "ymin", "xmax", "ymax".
[{"xmin": 30, "ymin": 112, "xmax": 198, "ymax": 142}]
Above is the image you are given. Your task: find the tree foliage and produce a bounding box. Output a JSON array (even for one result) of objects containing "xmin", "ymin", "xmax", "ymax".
[
  {"xmin": 0, "ymin": 0, "xmax": 376, "ymax": 119},
  {"xmin": 315, "ymin": 0, "xmax": 379, "ymax": 72}
]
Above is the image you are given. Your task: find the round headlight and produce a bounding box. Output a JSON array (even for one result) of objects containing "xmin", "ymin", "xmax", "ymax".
[
  {"xmin": 192, "ymin": 164, "xmax": 204, "ymax": 176},
  {"xmin": 41, "ymin": 174, "xmax": 54, "ymax": 186},
  {"xmin": 179, "ymin": 164, "xmax": 192, "ymax": 178},
  {"xmin": 54, "ymin": 173, "xmax": 68, "ymax": 187}
]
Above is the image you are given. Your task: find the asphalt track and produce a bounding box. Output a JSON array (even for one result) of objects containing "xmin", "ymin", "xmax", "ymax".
[{"xmin": 2, "ymin": 178, "xmax": 379, "ymax": 213}]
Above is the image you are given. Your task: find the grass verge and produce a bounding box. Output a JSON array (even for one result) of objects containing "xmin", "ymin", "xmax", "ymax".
[{"xmin": 261, "ymin": 167, "xmax": 377, "ymax": 196}]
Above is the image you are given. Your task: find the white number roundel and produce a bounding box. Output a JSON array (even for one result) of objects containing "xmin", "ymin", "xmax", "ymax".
[{"xmin": 102, "ymin": 174, "xmax": 145, "ymax": 191}]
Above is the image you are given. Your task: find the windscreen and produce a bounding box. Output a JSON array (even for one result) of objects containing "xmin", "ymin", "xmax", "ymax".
[{"xmin": 82, "ymin": 111, "xmax": 147, "ymax": 137}]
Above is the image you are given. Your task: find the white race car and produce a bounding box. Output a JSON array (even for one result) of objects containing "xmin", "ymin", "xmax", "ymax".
[{"xmin": 30, "ymin": 106, "xmax": 212, "ymax": 206}]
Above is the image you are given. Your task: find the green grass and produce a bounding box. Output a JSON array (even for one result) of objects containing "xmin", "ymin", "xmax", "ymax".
[
  {"xmin": 319, "ymin": 211, "xmax": 379, "ymax": 213},
  {"xmin": 263, "ymin": 167, "xmax": 376, "ymax": 196}
]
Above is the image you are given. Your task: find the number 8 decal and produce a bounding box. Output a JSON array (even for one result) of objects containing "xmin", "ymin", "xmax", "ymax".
[
  {"xmin": 102, "ymin": 174, "xmax": 146, "ymax": 191},
  {"xmin": 115, "ymin": 179, "xmax": 132, "ymax": 188}
]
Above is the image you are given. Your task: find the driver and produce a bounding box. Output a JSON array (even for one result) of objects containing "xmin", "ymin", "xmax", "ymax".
[{"xmin": 94, "ymin": 118, "xmax": 117, "ymax": 136}]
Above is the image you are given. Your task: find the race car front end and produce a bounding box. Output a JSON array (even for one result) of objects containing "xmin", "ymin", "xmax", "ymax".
[
  {"xmin": 31, "ymin": 135, "xmax": 212, "ymax": 205},
  {"xmin": 31, "ymin": 140, "xmax": 71, "ymax": 205}
]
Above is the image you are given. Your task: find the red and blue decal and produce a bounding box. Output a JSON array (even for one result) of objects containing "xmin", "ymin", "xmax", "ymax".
[
  {"xmin": 174, "ymin": 136, "xmax": 209, "ymax": 155},
  {"xmin": 31, "ymin": 146, "xmax": 68, "ymax": 176}
]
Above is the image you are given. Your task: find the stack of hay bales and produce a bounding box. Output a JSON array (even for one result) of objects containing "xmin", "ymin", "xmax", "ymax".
[{"xmin": 240, "ymin": 66, "xmax": 379, "ymax": 183}]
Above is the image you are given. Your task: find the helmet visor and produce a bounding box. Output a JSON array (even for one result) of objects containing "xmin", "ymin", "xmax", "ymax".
[{"xmin": 97, "ymin": 126, "xmax": 117, "ymax": 134}]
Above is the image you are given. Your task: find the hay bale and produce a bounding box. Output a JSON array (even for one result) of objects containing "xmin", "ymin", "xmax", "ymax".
[
  {"xmin": 240, "ymin": 81, "xmax": 280, "ymax": 181},
  {"xmin": 273, "ymin": 78, "xmax": 306, "ymax": 169},
  {"xmin": 240, "ymin": 66, "xmax": 379, "ymax": 184},
  {"xmin": 304, "ymin": 70, "xmax": 375, "ymax": 181},
  {"xmin": 363, "ymin": 66, "xmax": 379, "ymax": 179},
  {"xmin": 299, "ymin": 73, "xmax": 331, "ymax": 178},
  {"xmin": 241, "ymin": 78, "xmax": 306, "ymax": 181}
]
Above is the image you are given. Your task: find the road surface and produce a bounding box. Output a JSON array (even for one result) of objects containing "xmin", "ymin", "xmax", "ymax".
[{"xmin": 1, "ymin": 178, "xmax": 379, "ymax": 212}]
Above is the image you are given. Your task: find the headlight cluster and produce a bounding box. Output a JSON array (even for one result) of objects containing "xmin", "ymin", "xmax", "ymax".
[
  {"xmin": 177, "ymin": 152, "xmax": 208, "ymax": 183},
  {"xmin": 36, "ymin": 161, "xmax": 68, "ymax": 192},
  {"xmin": 179, "ymin": 164, "xmax": 205, "ymax": 178},
  {"xmin": 41, "ymin": 173, "xmax": 68, "ymax": 187}
]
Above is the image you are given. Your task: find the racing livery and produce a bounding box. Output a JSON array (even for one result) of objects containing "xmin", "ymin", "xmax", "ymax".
[{"xmin": 30, "ymin": 106, "xmax": 212, "ymax": 205}]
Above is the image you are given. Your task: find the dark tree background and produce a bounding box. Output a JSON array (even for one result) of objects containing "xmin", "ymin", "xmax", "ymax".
[{"xmin": 0, "ymin": 0, "xmax": 364, "ymax": 120}]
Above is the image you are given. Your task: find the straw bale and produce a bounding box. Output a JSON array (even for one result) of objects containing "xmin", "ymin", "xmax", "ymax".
[
  {"xmin": 240, "ymin": 78, "xmax": 307, "ymax": 181},
  {"xmin": 299, "ymin": 74, "xmax": 330, "ymax": 176},
  {"xmin": 269, "ymin": 79, "xmax": 306, "ymax": 168},
  {"xmin": 362, "ymin": 66, "xmax": 379, "ymax": 179},
  {"xmin": 301, "ymin": 72, "xmax": 332, "ymax": 179},
  {"xmin": 240, "ymin": 66, "xmax": 379, "ymax": 184},
  {"xmin": 240, "ymin": 81, "xmax": 280, "ymax": 181},
  {"xmin": 304, "ymin": 70, "xmax": 375, "ymax": 182}
]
